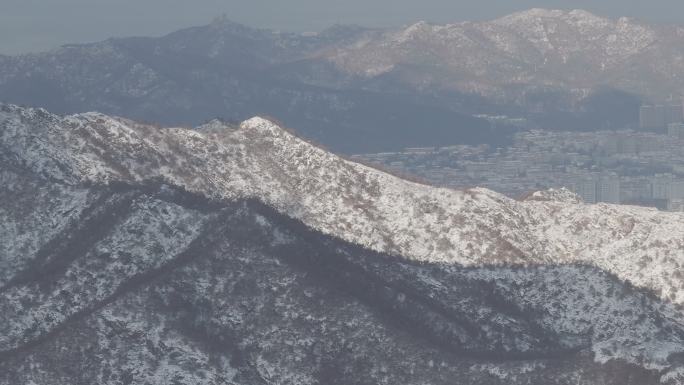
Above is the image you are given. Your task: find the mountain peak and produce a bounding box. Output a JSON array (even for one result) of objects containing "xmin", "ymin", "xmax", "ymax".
[
  {"xmin": 240, "ymin": 116, "xmax": 284, "ymax": 135},
  {"xmin": 499, "ymin": 8, "xmax": 605, "ymax": 21},
  {"xmin": 493, "ymin": 8, "xmax": 615, "ymax": 30},
  {"xmin": 208, "ymin": 14, "xmax": 244, "ymax": 29},
  {"xmin": 517, "ymin": 8, "xmax": 567, "ymax": 17},
  {"xmin": 202, "ymin": 14, "xmax": 270, "ymax": 39}
]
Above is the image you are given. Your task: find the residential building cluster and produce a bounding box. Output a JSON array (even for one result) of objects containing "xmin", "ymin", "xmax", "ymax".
[
  {"xmin": 639, "ymin": 102, "xmax": 684, "ymax": 131},
  {"xmin": 353, "ymin": 129, "xmax": 684, "ymax": 212},
  {"xmin": 474, "ymin": 114, "xmax": 529, "ymax": 129}
]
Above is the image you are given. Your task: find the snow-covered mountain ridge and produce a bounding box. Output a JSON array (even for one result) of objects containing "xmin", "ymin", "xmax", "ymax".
[
  {"xmin": 5, "ymin": 104, "xmax": 684, "ymax": 383},
  {"xmin": 325, "ymin": 8, "xmax": 675, "ymax": 98},
  {"xmin": 2, "ymin": 104, "xmax": 683, "ymax": 307}
]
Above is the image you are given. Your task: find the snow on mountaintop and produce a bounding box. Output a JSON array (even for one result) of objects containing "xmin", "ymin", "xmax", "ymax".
[
  {"xmin": 491, "ymin": 8, "xmax": 655, "ymax": 56},
  {"xmin": 1, "ymin": 104, "xmax": 684, "ymax": 309},
  {"xmin": 494, "ymin": 8, "xmax": 609, "ymax": 25},
  {"xmin": 326, "ymin": 8, "xmax": 660, "ymax": 91}
]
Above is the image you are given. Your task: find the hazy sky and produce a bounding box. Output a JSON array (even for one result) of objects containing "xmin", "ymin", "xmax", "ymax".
[{"xmin": 3, "ymin": 0, "xmax": 684, "ymax": 55}]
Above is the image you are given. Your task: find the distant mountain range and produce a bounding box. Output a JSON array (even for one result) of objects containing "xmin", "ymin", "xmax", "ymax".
[
  {"xmin": 2, "ymin": 104, "xmax": 684, "ymax": 384},
  {"xmin": 0, "ymin": 17, "xmax": 503, "ymax": 153},
  {"xmin": 327, "ymin": 9, "xmax": 684, "ymax": 100},
  {"xmin": 5, "ymin": 9, "xmax": 681, "ymax": 152}
]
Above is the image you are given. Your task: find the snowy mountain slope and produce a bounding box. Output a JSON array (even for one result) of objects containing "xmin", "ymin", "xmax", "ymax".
[
  {"xmin": 3, "ymin": 105, "xmax": 683, "ymax": 301},
  {"xmin": 0, "ymin": 180, "xmax": 680, "ymax": 384},
  {"xmin": 3, "ymin": 104, "xmax": 684, "ymax": 382}
]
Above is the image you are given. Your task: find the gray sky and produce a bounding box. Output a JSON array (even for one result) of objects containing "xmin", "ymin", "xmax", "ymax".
[{"xmin": 3, "ymin": 0, "xmax": 684, "ymax": 55}]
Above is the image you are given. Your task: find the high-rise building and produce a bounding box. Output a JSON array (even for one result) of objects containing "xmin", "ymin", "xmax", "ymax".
[
  {"xmin": 669, "ymin": 199, "xmax": 684, "ymax": 212},
  {"xmin": 597, "ymin": 173, "xmax": 621, "ymax": 204},
  {"xmin": 640, "ymin": 105, "xmax": 663, "ymax": 130},
  {"xmin": 573, "ymin": 176, "xmax": 597, "ymax": 204},
  {"xmin": 665, "ymin": 104, "xmax": 684, "ymax": 126},
  {"xmin": 668, "ymin": 122, "xmax": 684, "ymax": 140},
  {"xmin": 652, "ymin": 173, "xmax": 674, "ymax": 200},
  {"xmin": 573, "ymin": 173, "xmax": 621, "ymax": 204},
  {"xmin": 640, "ymin": 105, "xmax": 683, "ymax": 130},
  {"xmin": 620, "ymin": 177, "xmax": 652, "ymax": 203},
  {"xmin": 671, "ymin": 180, "xmax": 684, "ymax": 200}
]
